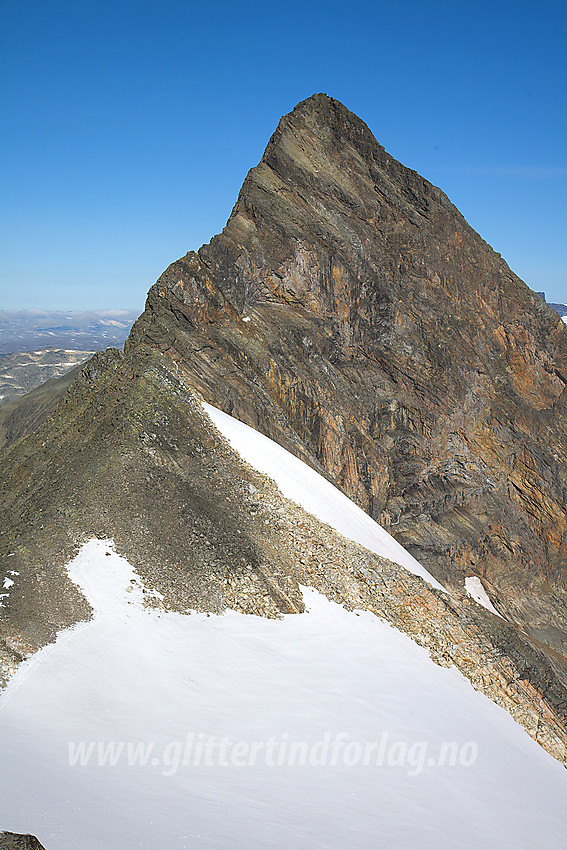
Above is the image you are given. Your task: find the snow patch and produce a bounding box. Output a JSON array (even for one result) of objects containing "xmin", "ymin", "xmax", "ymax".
[
  {"xmin": 67, "ymin": 539, "xmax": 150, "ymax": 614},
  {"xmin": 465, "ymin": 576, "xmax": 503, "ymax": 618},
  {"xmin": 0, "ymin": 572, "xmax": 17, "ymax": 607},
  {"xmin": 203, "ymin": 403, "xmax": 444, "ymax": 591}
]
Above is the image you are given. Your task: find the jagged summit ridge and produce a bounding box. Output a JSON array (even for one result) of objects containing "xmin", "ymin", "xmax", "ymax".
[
  {"xmin": 261, "ymin": 92, "xmax": 389, "ymax": 174},
  {"xmin": 257, "ymin": 92, "xmax": 432, "ymax": 206},
  {"xmin": 214, "ymin": 92, "xmax": 456, "ymax": 308}
]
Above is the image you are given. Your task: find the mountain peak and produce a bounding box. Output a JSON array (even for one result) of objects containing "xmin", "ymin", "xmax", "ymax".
[
  {"xmin": 259, "ymin": 92, "xmax": 387, "ymax": 180},
  {"xmin": 130, "ymin": 95, "xmax": 567, "ymax": 673},
  {"xmin": 279, "ymin": 92, "xmax": 377, "ymax": 139},
  {"xmin": 279, "ymin": 91, "xmax": 368, "ymax": 132},
  {"xmin": 213, "ymin": 94, "xmax": 441, "ymax": 291}
]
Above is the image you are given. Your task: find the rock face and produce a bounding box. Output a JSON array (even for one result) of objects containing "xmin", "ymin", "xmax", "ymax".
[
  {"xmin": 1, "ymin": 94, "xmax": 567, "ymax": 765},
  {"xmin": 129, "ymin": 94, "xmax": 567, "ymax": 657},
  {"xmin": 0, "ymin": 833, "xmax": 46, "ymax": 849}
]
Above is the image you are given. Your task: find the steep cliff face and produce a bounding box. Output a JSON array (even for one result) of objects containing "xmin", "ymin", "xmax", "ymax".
[{"xmin": 129, "ymin": 94, "xmax": 567, "ymax": 656}]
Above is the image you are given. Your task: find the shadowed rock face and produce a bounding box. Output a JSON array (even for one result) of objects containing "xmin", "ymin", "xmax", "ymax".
[{"xmin": 129, "ymin": 93, "xmax": 567, "ymax": 656}]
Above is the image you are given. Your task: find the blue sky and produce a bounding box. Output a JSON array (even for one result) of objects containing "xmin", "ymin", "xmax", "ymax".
[{"xmin": 1, "ymin": 0, "xmax": 565, "ymax": 311}]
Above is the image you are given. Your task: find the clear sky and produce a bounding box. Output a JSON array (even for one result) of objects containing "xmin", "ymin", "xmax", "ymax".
[{"xmin": 1, "ymin": 0, "xmax": 565, "ymax": 311}]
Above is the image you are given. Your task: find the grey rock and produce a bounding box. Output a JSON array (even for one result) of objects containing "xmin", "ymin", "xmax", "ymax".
[{"xmin": 0, "ymin": 832, "xmax": 47, "ymax": 849}]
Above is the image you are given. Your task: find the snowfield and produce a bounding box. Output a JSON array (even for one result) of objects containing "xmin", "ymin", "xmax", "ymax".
[
  {"xmin": 1, "ymin": 541, "xmax": 567, "ymax": 848},
  {"xmin": 1, "ymin": 408, "xmax": 567, "ymax": 848}
]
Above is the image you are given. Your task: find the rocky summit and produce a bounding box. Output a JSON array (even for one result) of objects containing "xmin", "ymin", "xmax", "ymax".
[{"xmin": 1, "ymin": 94, "xmax": 566, "ymax": 764}]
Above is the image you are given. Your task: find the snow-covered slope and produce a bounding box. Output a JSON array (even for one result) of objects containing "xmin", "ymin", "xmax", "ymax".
[
  {"xmin": 203, "ymin": 403, "xmax": 444, "ymax": 591},
  {"xmin": 1, "ymin": 540, "xmax": 566, "ymax": 849},
  {"xmin": 465, "ymin": 576, "xmax": 502, "ymax": 618}
]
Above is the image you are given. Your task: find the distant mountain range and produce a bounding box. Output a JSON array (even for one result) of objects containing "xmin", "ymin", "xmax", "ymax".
[
  {"xmin": 0, "ymin": 349, "xmax": 95, "ymax": 404},
  {"xmin": 536, "ymin": 293, "xmax": 567, "ymax": 319},
  {"xmin": 0, "ymin": 309, "xmax": 139, "ymax": 356}
]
